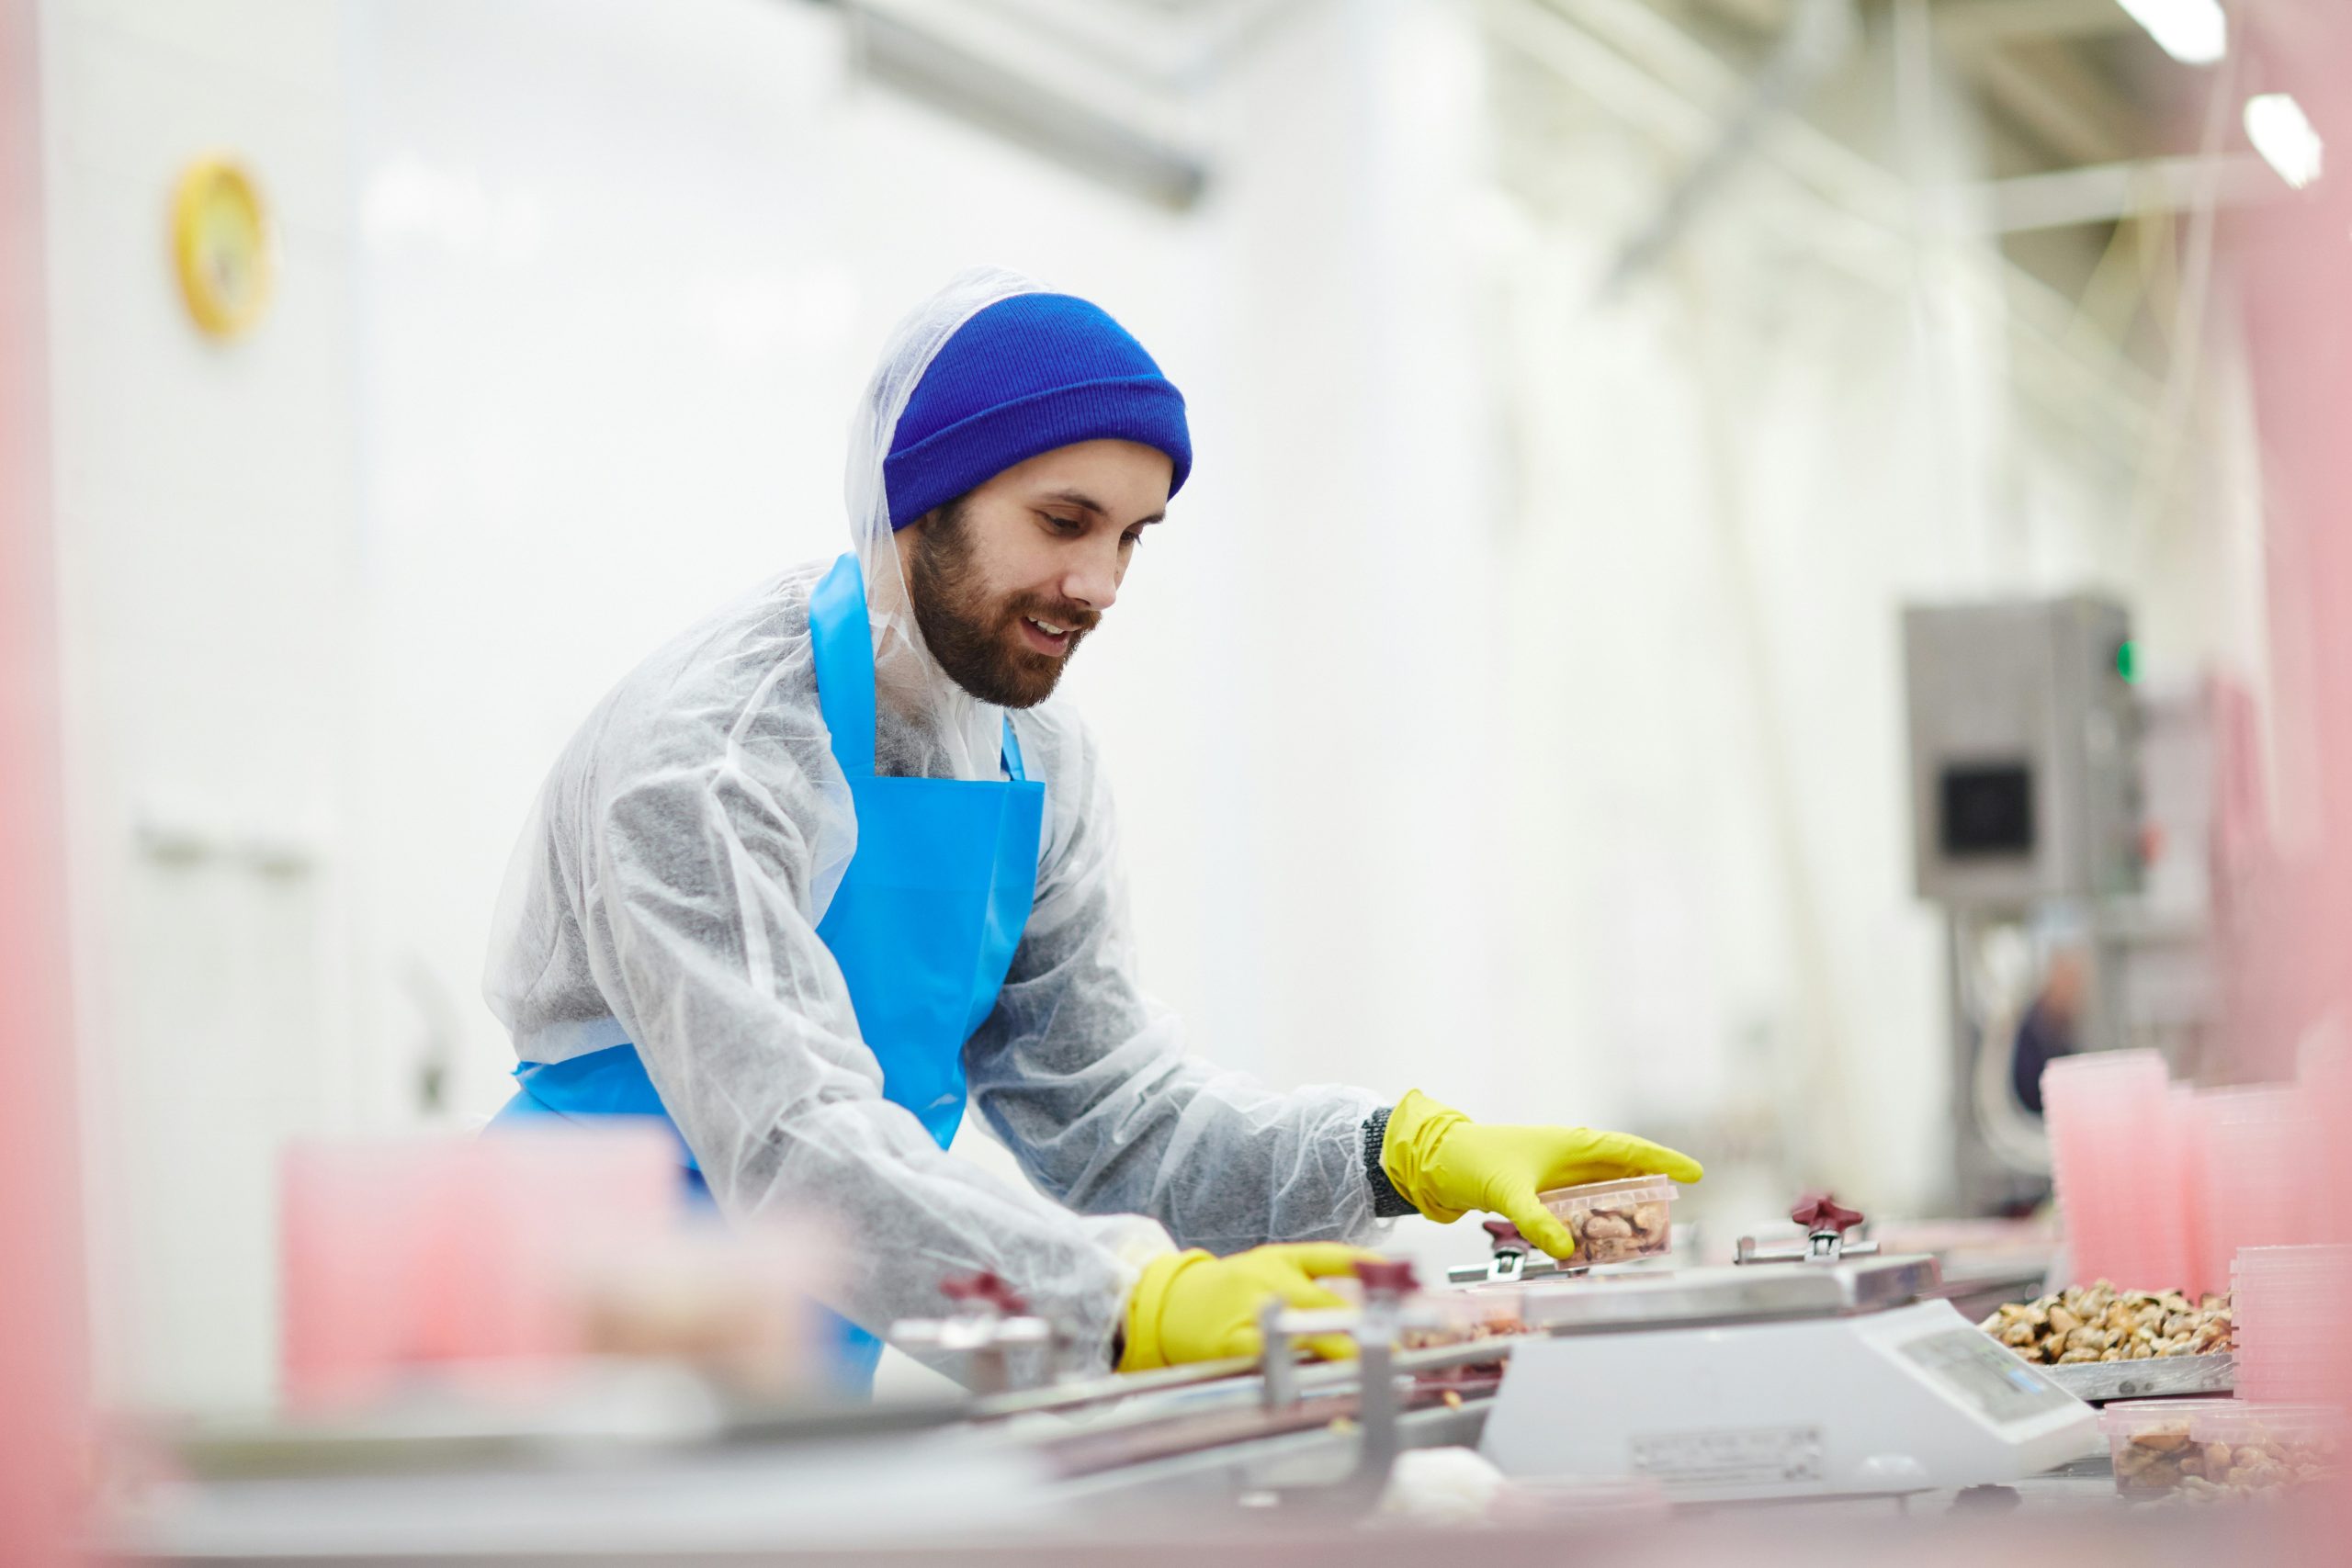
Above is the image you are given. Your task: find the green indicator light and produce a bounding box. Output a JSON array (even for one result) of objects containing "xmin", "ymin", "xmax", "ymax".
[{"xmin": 2115, "ymin": 639, "xmax": 2136, "ymax": 682}]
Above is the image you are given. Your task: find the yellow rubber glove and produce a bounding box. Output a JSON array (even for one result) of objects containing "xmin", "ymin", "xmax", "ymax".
[
  {"xmin": 1380, "ymin": 1089, "xmax": 1703, "ymax": 1262},
  {"xmin": 1119, "ymin": 1242, "xmax": 1384, "ymax": 1371}
]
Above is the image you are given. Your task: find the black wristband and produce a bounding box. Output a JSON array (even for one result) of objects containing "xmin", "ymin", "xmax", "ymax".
[{"xmin": 1362, "ymin": 1106, "xmax": 1419, "ymax": 1219}]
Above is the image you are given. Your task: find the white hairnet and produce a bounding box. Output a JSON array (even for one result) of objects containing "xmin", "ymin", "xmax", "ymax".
[
  {"xmin": 485, "ymin": 273, "xmax": 1387, "ymax": 1382},
  {"xmin": 848, "ymin": 265, "xmax": 1041, "ymax": 785}
]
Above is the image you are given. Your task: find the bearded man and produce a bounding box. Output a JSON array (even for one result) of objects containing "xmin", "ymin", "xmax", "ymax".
[{"xmin": 484, "ymin": 270, "xmax": 1702, "ymax": 1393}]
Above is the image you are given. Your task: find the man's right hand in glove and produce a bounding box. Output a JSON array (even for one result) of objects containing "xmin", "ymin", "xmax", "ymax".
[{"xmin": 1118, "ymin": 1242, "xmax": 1384, "ymax": 1371}]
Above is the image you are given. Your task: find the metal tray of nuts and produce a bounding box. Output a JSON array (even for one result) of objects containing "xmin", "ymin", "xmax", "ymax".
[{"xmin": 2042, "ymin": 1353, "xmax": 2234, "ymax": 1404}]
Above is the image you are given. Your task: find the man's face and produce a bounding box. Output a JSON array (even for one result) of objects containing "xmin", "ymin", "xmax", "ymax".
[{"xmin": 898, "ymin": 438, "xmax": 1172, "ymax": 708}]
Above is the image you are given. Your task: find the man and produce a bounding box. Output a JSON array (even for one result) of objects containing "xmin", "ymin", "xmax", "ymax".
[{"xmin": 486, "ymin": 269, "xmax": 1701, "ymax": 1390}]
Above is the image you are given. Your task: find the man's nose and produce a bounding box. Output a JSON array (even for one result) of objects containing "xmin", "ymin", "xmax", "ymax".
[{"xmin": 1063, "ymin": 534, "xmax": 1122, "ymax": 614}]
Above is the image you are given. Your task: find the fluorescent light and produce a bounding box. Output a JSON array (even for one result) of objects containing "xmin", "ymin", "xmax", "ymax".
[
  {"xmin": 2245, "ymin": 94, "xmax": 2324, "ymax": 190},
  {"xmin": 2116, "ymin": 0, "xmax": 2228, "ymax": 66}
]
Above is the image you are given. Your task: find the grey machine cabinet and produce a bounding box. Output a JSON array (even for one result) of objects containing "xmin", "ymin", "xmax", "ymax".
[{"xmin": 1903, "ymin": 595, "xmax": 2143, "ymax": 1214}]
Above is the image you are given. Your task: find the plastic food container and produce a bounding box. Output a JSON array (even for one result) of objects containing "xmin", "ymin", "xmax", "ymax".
[
  {"xmin": 2232, "ymin": 1245, "xmax": 2352, "ymax": 1404},
  {"xmin": 1534, "ymin": 1176, "xmax": 1678, "ymax": 1266},
  {"xmin": 2098, "ymin": 1399, "xmax": 2344, "ymax": 1500}
]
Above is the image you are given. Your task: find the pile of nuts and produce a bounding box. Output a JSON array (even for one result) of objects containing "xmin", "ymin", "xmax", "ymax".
[
  {"xmin": 1977, "ymin": 1281, "xmax": 2233, "ymax": 1364},
  {"xmin": 1562, "ymin": 1201, "xmax": 1672, "ymax": 1265},
  {"xmin": 2114, "ymin": 1421, "xmax": 2338, "ymax": 1500}
]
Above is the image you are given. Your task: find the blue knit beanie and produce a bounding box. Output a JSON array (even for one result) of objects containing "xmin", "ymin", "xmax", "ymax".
[{"xmin": 884, "ymin": 292, "xmax": 1192, "ymax": 529}]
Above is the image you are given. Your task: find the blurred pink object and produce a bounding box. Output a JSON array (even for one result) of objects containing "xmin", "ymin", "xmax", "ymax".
[
  {"xmin": 569, "ymin": 1219, "xmax": 843, "ymax": 1400},
  {"xmin": 2169, "ymin": 1085, "xmax": 2213, "ymax": 1300},
  {"xmin": 0, "ymin": 3, "xmax": 86, "ymax": 1557},
  {"xmin": 2195, "ymin": 1085, "xmax": 2319, "ymax": 1263},
  {"xmin": 2232, "ymin": 1245, "xmax": 2352, "ymax": 1407},
  {"xmin": 280, "ymin": 1126, "xmax": 681, "ymax": 1411},
  {"xmin": 2043, "ymin": 1051, "xmax": 2188, "ymax": 1292}
]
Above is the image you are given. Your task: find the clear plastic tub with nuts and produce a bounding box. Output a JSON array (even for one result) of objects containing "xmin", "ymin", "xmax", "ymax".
[
  {"xmin": 2099, "ymin": 1399, "xmax": 2344, "ymax": 1501},
  {"xmin": 1534, "ymin": 1176, "xmax": 1677, "ymax": 1266}
]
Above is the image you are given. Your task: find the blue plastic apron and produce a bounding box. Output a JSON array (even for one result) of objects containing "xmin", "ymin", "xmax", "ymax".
[{"xmin": 492, "ymin": 552, "xmax": 1046, "ymax": 1393}]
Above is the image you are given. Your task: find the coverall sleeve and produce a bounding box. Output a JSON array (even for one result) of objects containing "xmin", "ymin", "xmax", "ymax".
[
  {"xmin": 577, "ymin": 749, "xmax": 1148, "ymax": 1375},
  {"xmin": 963, "ymin": 715, "xmax": 1389, "ymax": 1255}
]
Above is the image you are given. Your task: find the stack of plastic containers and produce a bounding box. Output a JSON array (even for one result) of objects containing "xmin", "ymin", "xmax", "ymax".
[
  {"xmin": 2170, "ymin": 1083, "xmax": 2214, "ymax": 1300},
  {"xmin": 2197, "ymin": 1086, "xmax": 2320, "ymax": 1266},
  {"xmin": 2043, "ymin": 1052, "xmax": 2333, "ymax": 1301},
  {"xmin": 2232, "ymin": 1244, "xmax": 2352, "ymax": 1406},
  {"xmin": 2042, "ymin": 1051, "xmax": 2188, "ymax": 1292}
]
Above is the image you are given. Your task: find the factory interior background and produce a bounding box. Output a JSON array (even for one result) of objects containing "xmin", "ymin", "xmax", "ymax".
[{"xmin": 6, "ymin": 0, "xmax": 2347, "ymax": 1495}]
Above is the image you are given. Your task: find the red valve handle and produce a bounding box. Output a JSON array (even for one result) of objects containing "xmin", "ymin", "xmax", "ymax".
[
  {"xmin": 1482, "ymin": 1218, "xmax": 1530, "ymax": 1253},
  {"xmin": 940, "ymin": 1271, "xmax": 1030, "ymax": 1315},
  {"xmin": 1791, "ymin": 1192, "xmax": 1864, "ymax": 1235},
  {"xmin": 1354, "ymin": 1258, "xmax": 1419, "ymax": 1296}
]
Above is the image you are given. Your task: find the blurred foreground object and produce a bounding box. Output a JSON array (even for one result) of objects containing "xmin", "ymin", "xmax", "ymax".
[
  {"xmin": 281, "ymin": 1128, "xmax": 840, "ymax": 1412},
  {"xmin": 0, "ymin": 0, "xmax": 88, "ymax": 1561},
  {"xmin": 2100, "ymin": 1397, "xmax": 2342, "ymax": 1500}
]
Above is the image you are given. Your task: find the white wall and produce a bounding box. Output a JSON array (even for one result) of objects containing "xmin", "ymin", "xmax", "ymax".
[{"xmin": 40, "ymin": 0, "xmax": 366, "ymax": 1412}]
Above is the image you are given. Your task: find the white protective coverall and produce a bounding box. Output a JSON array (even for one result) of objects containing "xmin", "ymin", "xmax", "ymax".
[{"xmin": 483, "ymin": 269, "xmax": 1387, "ymax": 1374}]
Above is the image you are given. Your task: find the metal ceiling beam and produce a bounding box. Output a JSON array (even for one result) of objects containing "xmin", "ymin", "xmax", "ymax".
[
  {"xmin": 834, "ymin": 0, "xmax": 1212, "ymax": 209},
  {"xmin": 1964, "ymin": 35, "xmax": 2156, "ymax": 168},
  {"xmin": 1597, "ymin": 0, "xmax": 1860, "ymax": 295},
  {"xmin": 1965, "ymin": 152, "xmax": 2283, "ymax": 232},
  {"xmin": 1701, "ymin": 0, "xmax": 2140, "ymax": 48},
  {"xmin": 1932, "ymin": 0, "xmax": 2140, "ymax": 49}
]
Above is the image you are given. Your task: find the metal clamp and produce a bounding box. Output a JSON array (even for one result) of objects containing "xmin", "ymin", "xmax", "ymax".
[
  {"xmin": 1443, "ymin": 1218, "xmax": 1590, "ymax": 1285},
  {"xmin": 1478, "ymin": 1218, "xmax": 1527, "ymax": 1283},
  {"xmin": 1736, "ymin": 1191, "xmax": 1879, "ymax": 1266},
  {"xmin": 1254, "ymin": 1258, "xmax": 1416, "ymax": 1506},
  {"xmin": 889, "ymin": 1272, "xmax": 1060, "ymax": 1395}
]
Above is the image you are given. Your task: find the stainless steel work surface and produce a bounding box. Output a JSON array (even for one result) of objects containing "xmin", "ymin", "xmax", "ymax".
[
  {"xmin": 2041, "ymin": 1354, "xmax": 2235, "ymax": 1404},
  {"xmin": 1513, "ymin": 1255, "xmax": 1943, "ymax": 1333}
]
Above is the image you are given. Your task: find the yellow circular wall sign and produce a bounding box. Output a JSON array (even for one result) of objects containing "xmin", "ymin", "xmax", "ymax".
[{"xmin": 170, "ymin": 156, "xmax": 273, "ymax": 339}]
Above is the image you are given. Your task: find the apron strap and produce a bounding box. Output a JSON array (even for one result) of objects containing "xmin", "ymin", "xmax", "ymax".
[
  {"xmin": 814, "ymin": 552, "xmax": 1030, "ymax": 786},
  {"xmin": 809, "ymin": 553, "xmax": 877, "ymax": 779},
  {"xmin": 1001, "ymin": 716, "xmax": 1027, "ymax": 782}
]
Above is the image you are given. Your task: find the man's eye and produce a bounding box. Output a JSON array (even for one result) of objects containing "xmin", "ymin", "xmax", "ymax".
[
  {"xmin": 1121, "ymin": 528, "xmax": 1146, "ymax": 549},
  {"xmin": 1044, "ymin": 514, "xmax": 1083, "ymax": 536}
]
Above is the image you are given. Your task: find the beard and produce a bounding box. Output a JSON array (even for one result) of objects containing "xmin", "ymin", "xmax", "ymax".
[{"xmin": 903, "ymin": 498, "xmax": 1098, "ymax": 709}]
